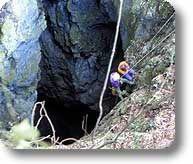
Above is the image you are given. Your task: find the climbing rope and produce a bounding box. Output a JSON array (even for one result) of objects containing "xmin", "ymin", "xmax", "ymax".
[{"xmin": 92, "ymin": 0, "xmax": 124, "ymax": 143}]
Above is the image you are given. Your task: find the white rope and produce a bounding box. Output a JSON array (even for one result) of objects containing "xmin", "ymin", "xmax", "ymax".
[{"xmin": 92, "ymin": 0, "xmax": 124, "ymax": 143}]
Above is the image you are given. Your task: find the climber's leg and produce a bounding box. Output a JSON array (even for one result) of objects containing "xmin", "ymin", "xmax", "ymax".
[{"xmin": 116, "ymin": 87, "xmax": 123, "ymax": 100}]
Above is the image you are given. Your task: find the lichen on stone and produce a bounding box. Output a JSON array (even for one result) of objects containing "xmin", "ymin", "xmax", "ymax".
[{"xmin": 0, "ymin": 0, "xmax": 46, "ymax": 127}]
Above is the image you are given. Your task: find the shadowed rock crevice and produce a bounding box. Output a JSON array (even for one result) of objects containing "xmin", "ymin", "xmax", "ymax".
[
  {"xmin": 35, "ymin": 96, "xmax": 99, "ymax": 144},
  {"xmin": 36, "ymin": 0, "xmax": 124, "ymax": 141},
  {"xmin": 36, "ymin": 0, "xmax": 174, "ymax": 143},
  {"xmin": 38, "ymin": 0, "xmax": 124, "ymax": 112},
  {"xmin": 0, "ymin": 0, "xmax": 175, "ymax": 149}
]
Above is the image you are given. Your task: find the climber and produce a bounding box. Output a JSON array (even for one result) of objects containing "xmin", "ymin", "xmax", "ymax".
[
  {"xmin": 109, "ymin": 72, "xmax": 124, "ymax": 99},
  {"xmin": 118, "ymin": 61, "xmax": 134, "ymax": 84}
]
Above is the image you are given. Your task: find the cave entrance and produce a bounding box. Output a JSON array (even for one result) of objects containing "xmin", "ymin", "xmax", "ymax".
[
  {"xmin": 34, "ymin": 95, "xmax": 99, "ymax": 145},
  {"xmin": 35, "ymin": 0, "xmax": 126, "ymax": 145}
]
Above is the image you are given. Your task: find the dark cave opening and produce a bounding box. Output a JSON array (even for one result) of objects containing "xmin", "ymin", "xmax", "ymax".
[
  {"xmin": 35, "ymin": 0, "xmax": 127, "ymax": 145},
  {"xmin": 35, "ymin": 36, "xmax": 125, "ymax": 145},
  {"xmin": 35, "ymin": 94, "xmax": 99, "ymax": 144},
  {"xmin": 35, "ymin": 30, "xmax": 125, "ymax": 145}
]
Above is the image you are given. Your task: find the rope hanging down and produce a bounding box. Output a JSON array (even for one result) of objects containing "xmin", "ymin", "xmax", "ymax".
[{"xmin": 92, "ymin": 0, "xmax": 124, "ymax": 142}]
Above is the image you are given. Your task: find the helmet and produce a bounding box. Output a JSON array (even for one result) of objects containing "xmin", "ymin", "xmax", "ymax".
[
  {"xmin": 110, "ymin": 72, "xmax": 120, "ymax": 82},
  {"xmin": 118, "ymin": 61, "xmax": 129, "ymax": 75},
  {"xmin": 120, "ymin": 64, "xmax": 128, "ymax": 71}
]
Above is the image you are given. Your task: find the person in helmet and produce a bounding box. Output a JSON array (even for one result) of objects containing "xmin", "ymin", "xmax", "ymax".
[
  {"xmin": 118, "ymin": 61, "xmax": 134, "ymax": 83},
  {"xmin": 110, "ymin": 72, "xmax": 123, "ymax": 99}
]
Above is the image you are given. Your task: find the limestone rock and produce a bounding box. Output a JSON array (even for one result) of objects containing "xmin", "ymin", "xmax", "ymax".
[
  {"xmin": 38, "ymin": 0, "xmax": 174, "ymax": 114},
  {"xmin": 38, "ymin": 0, "xmax": 123, "ymax": 112},
  {"xmin": 0, "ymin": 0, "xmax": 46, "ymax": 127}
]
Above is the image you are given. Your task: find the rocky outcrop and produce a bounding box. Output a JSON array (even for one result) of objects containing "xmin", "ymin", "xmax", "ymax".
[
  {"xmin": 0, "ymin": 0, "xmax": 174, "ymax": 135},
  {"xmin": 68, "ymin": 17, "xmax": 175, "ymax": 149},
  {"xmin": 38, "ymin": 0, "xmax": 124, "ymax": 113},
  {"xmin": 0, "ymin": 0, "xmax": 175, "ymax": 148},
  {"xmin": 38, "ymin": 0, "xmax": 174, "ymax": 114},
  {"xmin": 0, "ymin": 0, "xmax": 46, "ymax": 127}
]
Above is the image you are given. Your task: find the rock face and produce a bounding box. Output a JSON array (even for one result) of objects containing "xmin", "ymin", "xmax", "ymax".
[
  {"xmin": 70, "ymin": 12, "xmax": 175, "ymax": 149},
  {"xmin": 101, "ymin": 0, "xmax": 174, "ymax": 50},
  {"xmin": 38, "ymin": 0, "xmax": 124, "ymax": 112},
  {"xmin": 0, "ymin": 0, "xmax": 46, "ymax": 127},
  {"xmin": 38, "ymin": 0, "xmax": 174, "ymax": 114},
  {"xmin": 36, "ymin": 0, "xmax": 175, "ymax": 142},
  {"xmin": 0, "ymin": 0, "xmax": 174, "ymax": 136},
  {"xmin": 0, "ymin": 0, "xmax": 175, "ymax": 147}
]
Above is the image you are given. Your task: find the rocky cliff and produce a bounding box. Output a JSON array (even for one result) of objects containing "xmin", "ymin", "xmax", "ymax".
[
  {"xmin": 38, "ymin": 0, "xmax": 174, "ymax": 113},
  {"xmin": 0, "ymin": 0, "xmax": 46, "ymax": 127},
  {"xmin": 0, "ymin": 0, "xmax": 175, "ymax": 146}
]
